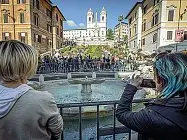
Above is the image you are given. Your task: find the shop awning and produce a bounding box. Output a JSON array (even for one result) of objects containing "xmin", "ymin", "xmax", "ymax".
[{"xmin": 158, "ymin": 42, "xmax": 187, "ymax": 52}]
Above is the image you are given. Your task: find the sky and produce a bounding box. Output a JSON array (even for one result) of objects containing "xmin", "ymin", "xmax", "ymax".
[{"xmin": 52, "ymin": 0, "xmax": 140, "ymax": 30}]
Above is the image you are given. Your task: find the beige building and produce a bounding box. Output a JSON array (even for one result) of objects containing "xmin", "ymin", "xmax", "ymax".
[
  {"xmin": 126, "ymin": 2, "xmax": 142, "ymax": 52},
  {"xmin": 126, "ymin": 0, "xmax": 187, "ymax": 54},
  {"xmin": 114, "ymin": 22, "xmax": 128, "ymax": 42},
  {"xmin": 0, "ymin": 0, "xmax": 66, "ymax": 54}
]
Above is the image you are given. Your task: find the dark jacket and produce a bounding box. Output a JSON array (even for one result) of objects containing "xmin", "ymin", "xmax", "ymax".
[{"xmin": 116, "ymin": 84, "xmax": 187, "ymax": 140}]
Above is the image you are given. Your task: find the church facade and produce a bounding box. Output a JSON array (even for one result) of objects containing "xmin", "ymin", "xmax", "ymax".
[{"xmin": 63, "ymin": 7, "xmax": 107, "ymax": 45}]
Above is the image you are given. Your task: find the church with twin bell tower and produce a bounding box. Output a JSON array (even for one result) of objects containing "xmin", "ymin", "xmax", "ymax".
[{"xmin": 63, "ymin": 7, "xmax": 107, "ymax": 45}]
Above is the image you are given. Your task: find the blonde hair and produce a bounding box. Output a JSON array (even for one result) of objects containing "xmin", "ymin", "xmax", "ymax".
[{"xmin": 0, "ymin": 40, "xmax": 38, "ymax": 82}]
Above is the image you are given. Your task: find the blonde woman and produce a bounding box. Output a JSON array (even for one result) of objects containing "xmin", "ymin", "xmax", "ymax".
[{"xmin": 0, "ymin": 40, "xmax": 63, "ymax": 140}]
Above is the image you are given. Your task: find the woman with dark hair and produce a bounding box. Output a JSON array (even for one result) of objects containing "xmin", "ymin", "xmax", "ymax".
[{"xmin": 116, "ymin": 52, "xmax": 187, "ymax": 140}]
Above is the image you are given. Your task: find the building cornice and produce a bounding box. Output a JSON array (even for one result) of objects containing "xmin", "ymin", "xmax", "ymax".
[
  {"xmin": 115, "ymin": 22, "xmax": 128, "ymax": 28},
  {"xmin": 125, "ymin": 2, "xmax": 142, "ymax": 19},
  {"xmin": 53, "ymin": 5, "xmax": 66, "ymax": 21}
]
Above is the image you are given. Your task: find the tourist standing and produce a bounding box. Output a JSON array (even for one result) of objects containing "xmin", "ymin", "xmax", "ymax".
[
  {"xmin": 116, "ymin": 52, "xmax": 187, "ymax": 140},
  {"xmin": 0, "ymin": 40, "xmax": 63, "ymax": 140}
]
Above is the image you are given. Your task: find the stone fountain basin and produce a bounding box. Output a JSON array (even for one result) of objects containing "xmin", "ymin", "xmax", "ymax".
[
  {"xmin": 68, "ymin": 78, "xmax": 105, "ymax": 85},
  {"xmin": 62, "ymin": 105, "xmax": 114, "ymax": 119},
  {"xmin": 38, "ymin": 79, "xmax": 150, "ymax": 119}
]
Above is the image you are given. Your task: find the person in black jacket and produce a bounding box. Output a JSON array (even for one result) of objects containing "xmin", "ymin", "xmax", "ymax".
[{"xmin": 116, "ymin": 52, "xmax": 187, "ymax": 140}]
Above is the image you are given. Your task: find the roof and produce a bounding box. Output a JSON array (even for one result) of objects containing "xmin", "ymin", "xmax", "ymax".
[
  {"xmin": 45, "ymin": 0, "xmax": 53, "ymax": 6},
  {"xmin": 125, "ymin": 2, "xmax": 142, "ymax": 19},
  {"xmin": 53, "ymin": 5, "xmax": 66, "ymax": 21},
  {"xmin": 48, "ymin": 0, "xmax": 52, "ymax": 4},
  {"xmin": 115, "ymin": 22, "xmax": 128, "ymax": 28},
  {"xmin": 158, "ymin": 42, "xmax": 187, "ymax": 52}
]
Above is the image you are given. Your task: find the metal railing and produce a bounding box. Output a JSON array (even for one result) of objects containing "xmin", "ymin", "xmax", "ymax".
[
  {"xmin": 37, "ymin": 62, "xmax": 128, "ymax": 74},
  {"xmin": 57, "ymin": 98, "xmax": 153, "ymax": 140}
]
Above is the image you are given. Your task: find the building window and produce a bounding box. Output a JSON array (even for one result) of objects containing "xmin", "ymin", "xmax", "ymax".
[
  {"xmin": 130, "ymin": 28, "xmax": 131, "ymax": 37},
  {"xmin": 19, "ymin": 32, "xmax": 27, "ymax": 43},
  {"xmin": 56, "ymin": 26, "xmax": 59, "ymax": 35},
  {"xmin": 47, "ymin": 24, "xmax": 52, "ymax": 33},
  {"xmin": 135, "ymin": 12, "xmax": 137, "ymax": 19},
  {"xmin": 2, "ymin": 32, "xmax": 11, "ymax": 40},
  {"xmin": 129, "ymin": 17, "xmax": 132, "ymax": 25},
  {"xmin": 134, "ymin": 24, "xmax": 137, "ymax": 34},
  {"xmin": 38, "ymin": 35, "xmax": 41, "ymax": 43},
  {"xmin": 142, "ymin": 38, "xmax": 145, "ymax": 45},
  {"xmin": 56, "ymin": 14, "xmax": 58, "ymax": 21},
  {"xmin": 3, "ymin": 14, "xmax": 8, "ymax": 23},
  {"xmin": 167, "ymin": 31, "xmax": 173, "ymax": 40},
  {"xmin": 60, "ymin": 31, "xmax": 63, "ymax": 38},
  {"xmin": 134, "ymin": 41, "xmax": 136, "ymax": 48},
  {"xmin": 46, "ymin": 38, "xmax": 49, "ymax": 45},
  {"xmin": 184, "ymin": 31, "xmax": 187, "ymax": 40},
  {"xmin": 42, "ymin": 36, "xmax": 46, "ymax": 44},
  {"xmin": 49, "ymin": 40, "xmax": 52, "ymax": 46},
  {"xmin": 17, "ymin": 0, "xmax": 26, "ymax": 4},
  {"xmin": 60, "ymin": 19, "xmax": 63, "ymax": 26},
  {"xmin": 20, "ymin": 13, "xmax": 24, "ymax": 23},
  {"xmin": 168, "ymin": 10, "xmax": 174, "ymax": 21},
  {"xmin": 102, "ymin": 31, "xmax": 104, "ymax": 35},
  {"xmin": 34, "ymin": 34, "xmax": 37, "ymax": 42},
  {"xmin": 154, "ymin": 0, "xmax": 160, "ymax": 6},
  {"xmin": 143, "ymin": 5, "xmax": 148, "ymax": 15},
  {"xmin": 33, "ymin": 0, "xmax": 35, "ymax": 7},
  {"xmin": 153, "ymin": 33, "xmax": 157, "ymax": 43},
  {"xmin": 46, "ymin": 8, "xmax": 52, "ymax": 18},
  {"xmin": 0, "ymin": 0, "xmax": 9, "ymax": 4},
  {"xmin": 36, "ymin": 0, "xmax": 39, "ymax": 9},
  {"xmin": 152, "ymin": 15, "xmax": 155, "ymax": 27},
  {"xmin": 152, "ymin": 12, "xmax": 159, "ymax": 26},
  {"xmin": 89, "ymin": 17, "xmax": 91, "ymax": 22},
  {"xmin": 155, "ymin": 13, "xmax": 159, "ymax": 25},
  {"xmin": 102, "ymin": 16, "xmax": 104, "ymax": 21},
  {"xmin": 34, "ymin": 14, "xmax": 39, "ymax": 26},
  {"xmin": 143, "ymin": 21, "xmax": 146, "ymax": 31}
]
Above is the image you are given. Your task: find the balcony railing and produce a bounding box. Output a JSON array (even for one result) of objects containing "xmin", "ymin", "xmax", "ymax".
[{"xmin": 57, "ymin": 98, "xmax": 153, "ymax": 140}]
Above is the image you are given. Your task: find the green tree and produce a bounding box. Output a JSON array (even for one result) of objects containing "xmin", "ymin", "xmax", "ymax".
[
  {"xmin": 106, "ymin": 28, "xmax": 114, "ymax": 40},
  {"xmin": 123, "ymin": 35, "xmax": 128, "ymax": 42}
]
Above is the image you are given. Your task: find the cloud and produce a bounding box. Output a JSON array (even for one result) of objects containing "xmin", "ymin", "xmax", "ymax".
[
  {"xmin": 79, "ymin": 23, "xmax": 85, "ymax": 28},
  {"xmin": 66, "ymin": 20, "xmax": 78, "ymax": 27}
]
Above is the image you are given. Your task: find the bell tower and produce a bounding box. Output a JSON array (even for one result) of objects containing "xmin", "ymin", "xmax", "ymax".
[{"xmin": 87, "ymin": 8, "xmax": 94, "ymax": 28}]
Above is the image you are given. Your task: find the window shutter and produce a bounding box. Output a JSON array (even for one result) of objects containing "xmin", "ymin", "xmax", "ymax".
[
  {"xmin": 19, "ymin": 32, "xmax": 21, "ymax": 41},
  {"xmin": 25, "ymin": 32, "xmax": 28, "ymax": 43},
  {"xmin": 168, "ymin": 10, "xmax": 174, "ymax": 21},
  {"xmin": 34, "ymin": 34, "xmax": 36, "ymax": 42},
  {"xmin": 20, "ymin": 13, "xmax": 24, "ymax": 23},
  {"xmin": 3, "ymin": 14, "xmax": 8, "ymax": 23},
  {"xmin": 184, "ymin": 31, "xmax": 187, "ymax": 40},
  {"xmin": 9, "ymin": 33, "xmax": 11, "ymax": 40},
  {"xmin": 2, "ymin": 33, "xmax": 5, "ymax": 40},
  {"xmin": 167, "ymin": 31, "xmax": 173, "ymax": 40}
]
